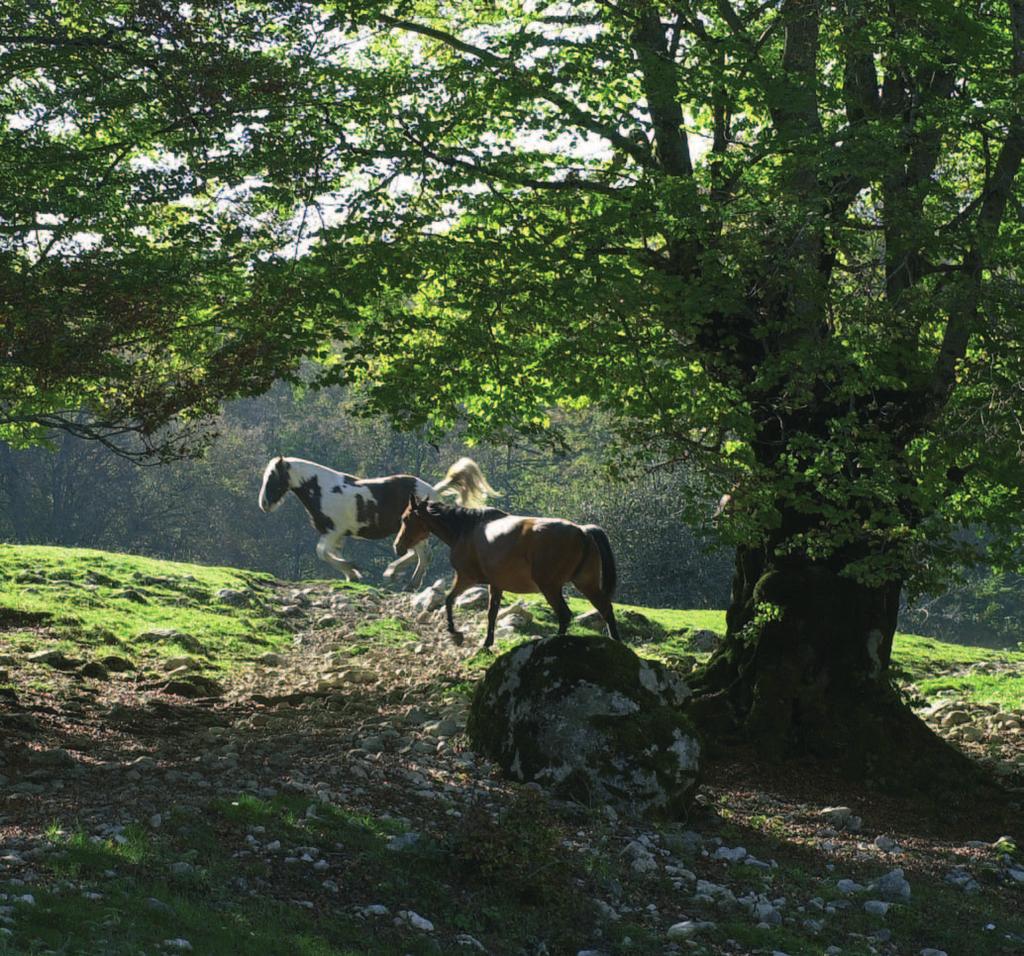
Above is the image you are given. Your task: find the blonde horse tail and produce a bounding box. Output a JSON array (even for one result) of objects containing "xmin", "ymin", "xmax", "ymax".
[
  {"xmin": 433, "ymin": 457, "xmax": 500, "ymax": 508},
  {"xmin": 582, "ymin": 525, "xmax": 617, "ymax": 599}
]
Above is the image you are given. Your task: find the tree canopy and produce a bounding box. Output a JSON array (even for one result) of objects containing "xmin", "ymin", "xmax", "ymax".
[
  {"xmin": 1, "ymin": 0, "xmax": 341, "ymax": 457},
  {"xmin": 305, "ymin": 0, "xmax": 1024, "ymax": 597}
]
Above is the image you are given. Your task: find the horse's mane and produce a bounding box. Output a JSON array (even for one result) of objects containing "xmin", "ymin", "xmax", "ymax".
[{"xmin": 424, "ymin": 500, "xmax": 507, "ymax": 537}]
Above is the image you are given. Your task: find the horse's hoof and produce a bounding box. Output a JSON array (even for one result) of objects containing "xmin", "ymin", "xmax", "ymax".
[{"xmin": 449, "ymin": 631, "xmax": 464, "ymax": 646}]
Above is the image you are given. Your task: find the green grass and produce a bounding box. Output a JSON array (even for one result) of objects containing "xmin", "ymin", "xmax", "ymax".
[
  {"xmin": 0, "ymin": 544, "xmax": 291, "ymax": 674},
  {"xmin": 351, "ymin": 616, "xmax": 418, "ymax": 645},
  {"xmin": 914, "ymin": 671, "xmax": 1024, "ymax": 709},
  {"xmin": 890, "ymin": 631, "xmax": 1023, "ymax": 705}
]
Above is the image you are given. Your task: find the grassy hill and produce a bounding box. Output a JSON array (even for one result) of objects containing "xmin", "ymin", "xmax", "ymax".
[{"xmin": 0, "ymin": 544, "xmax": 1022, "ymax": 956}]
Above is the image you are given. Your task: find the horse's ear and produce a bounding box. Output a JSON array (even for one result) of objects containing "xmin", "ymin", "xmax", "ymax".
[{"xmin": 408, "ymin": 493, "xmax": 419, "ymax": 510}]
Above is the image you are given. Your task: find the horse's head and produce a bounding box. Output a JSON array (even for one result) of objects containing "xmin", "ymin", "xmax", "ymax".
[
  {"xmin": 259, "ymin": 456, "xmax": 292, "ymax": 513},
  {"xmin": 394, "ymin": 494, "xmax": 431, "ymax": 555}
]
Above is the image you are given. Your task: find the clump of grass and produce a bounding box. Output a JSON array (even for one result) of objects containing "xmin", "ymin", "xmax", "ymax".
[{"xmin": 352, "ymin": 617, "xmax": 418, "ymax": 645}]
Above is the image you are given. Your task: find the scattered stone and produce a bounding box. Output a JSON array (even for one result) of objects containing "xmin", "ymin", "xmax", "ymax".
[
  {"xmin": 79, "ymin": 660, "xmax": 110, "ymax": 681},
  {"xmin": 386, "ymin": 832, "xmax": 421, "ymax": 852},
  {"xmin": 667, "ymin": 920, "xmax": 715, "ymax": 940},
  {"xmin": 818, "ymin": 806, "xmax": 861, "ymax": 831},
  {"xmin": 864, "ymin": 900, "xmax": 892, "ymax": 916},
  {"xmin": 162, "ymin": 676, "xmax": 224, "ymax": 699},
  {"xmin": 944, "ymin": 867, "xmax": 981, "ymax": 893},
  {"xmin": 688, "ymin": 629, "xmax": 720, "ymax": 652},
  {"xmin": 26, "ymin": 649, "xmax": 79, "ymax": 671},
  {"xmin": 101, "ymin": 655, "xmax": 135, "ymax": 672},
  {"xmin": 397, "ymin": 909, "xmax": 434, "ymax": 932},
  {"xmin": 162, "ymin": 939, "xmax": 192, "ymax": 951},
  {"xmin": 258, "ymin": 653, "xmax": 285, "ymax": 667},
  {"xmin": 712, "ymin": 845, "xmax": 747, "ymax": 863},
  {"xmin": 496, "ymin": 602, "xmax": 532, "ymax": 630},
  {"xmin": 455, "ymin": 587, "xmax": 489, "ymax": 610},
  {"xmin": 871, "ymin": 867, "xmax": 911, "ymax": 901},
  {"xmin": 139, "ymin": 629, "xmax": 206, "ymax": 654},
  {"xmin": 412, "ymin": 580, "xmax": 447, "ymax": 612},
  {"xmin": 216, "ymin": 588, "xmax": 250, "ymax": 607}
]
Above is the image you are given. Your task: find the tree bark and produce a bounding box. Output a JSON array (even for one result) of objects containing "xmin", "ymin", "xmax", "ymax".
[{"xmin": 688, "ymin": 542, "xmax": 987, "ymax": 789}]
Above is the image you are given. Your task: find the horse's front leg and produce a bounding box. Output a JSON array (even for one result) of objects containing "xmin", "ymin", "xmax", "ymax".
[
  {"xmin": 483, "ymin": 586, "xmax": 504, "ymax": 649},
  {"xmin": 444, "ymin": 572, "xmax": 473, "ymax": 646}
]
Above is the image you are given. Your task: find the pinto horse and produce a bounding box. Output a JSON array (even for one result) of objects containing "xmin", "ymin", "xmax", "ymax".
[
  {"xmin": 394, "ymin": 495, "xmax": 620, "ymax": 647},
  {"xmin": 258, "ymin": 457, "xmax": 497, "ymax": 586}
]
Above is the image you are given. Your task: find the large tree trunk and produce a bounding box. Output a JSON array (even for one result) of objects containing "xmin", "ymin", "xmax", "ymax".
[{"xmin": 688, "ymin": 544, "xmax": 986, "ymax": 790}]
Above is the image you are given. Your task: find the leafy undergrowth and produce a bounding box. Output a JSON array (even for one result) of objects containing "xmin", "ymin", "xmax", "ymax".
[{"xmin": 1, "ymin": 545, "xmax": 1022, "ymax": 955}]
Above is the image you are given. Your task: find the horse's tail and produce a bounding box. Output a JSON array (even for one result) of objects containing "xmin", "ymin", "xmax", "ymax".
[
  {"xmin": 433, "ymin": 457, "xmax": 500, "ymax": 508},
  {"xmin": 582, "ymin": 524, "xmax": 617, "ymax": 599}
]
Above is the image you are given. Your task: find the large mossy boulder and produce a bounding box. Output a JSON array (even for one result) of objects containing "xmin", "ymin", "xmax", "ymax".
[{"xmin": 467, "ymin": 634, "xmax": 701, "ymax": 820}]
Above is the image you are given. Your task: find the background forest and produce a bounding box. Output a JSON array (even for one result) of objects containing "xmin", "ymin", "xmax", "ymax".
[
  {"xmin": 1, "ymin": 388, "xmax": 1020, "ymax": 647},
  {"xmin": 0, "ymin": 387, "xmax": 731, "ymax": 606}
]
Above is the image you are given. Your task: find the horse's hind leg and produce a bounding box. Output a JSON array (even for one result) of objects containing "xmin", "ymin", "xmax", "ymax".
[
  {"xmin": 574, "ymin": 579, "xmax": 621, "ymax": 641},
  {"xmin": 410, "ymin": 539, "xmax": 431, "ymax": 590},
  {"xmin": 316, "ymin": 536, "xmax": 362, "ymax": 582},
  {"xmin": 539, "ymin": 584, "xmax": 572, "ymax": 638},
  {"xmin": 483, "ymin": 586, "xmax": 503, "ymax": 649},
  {"xmin": 383, "ymin": 549, "xmax": 416, "ymax": 582}
]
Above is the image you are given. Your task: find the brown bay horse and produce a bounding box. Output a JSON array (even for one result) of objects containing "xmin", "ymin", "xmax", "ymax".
[{"xmin": 394, "ymin": 496, "xmax": 621, "ymax": 647}]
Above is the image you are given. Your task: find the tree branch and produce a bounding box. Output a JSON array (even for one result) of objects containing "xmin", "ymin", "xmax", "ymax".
[
  {"xmin": 631, "ymin": 9, "xmax": 692, "ymax": 177},
  {"xmin": 379, "ymin": 16, "xmax": 656, "ymax": 170}
]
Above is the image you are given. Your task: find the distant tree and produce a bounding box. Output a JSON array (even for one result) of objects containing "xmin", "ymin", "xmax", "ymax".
[{"xmin": 299, "ymin": 1, "xmax": 1024, "ymax": 777}]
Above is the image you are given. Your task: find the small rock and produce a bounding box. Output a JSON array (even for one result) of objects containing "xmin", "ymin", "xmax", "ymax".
[
  {"xmin": 26, "ymin": 650, "xmax": 79, "ymax": 671},
  {"xmin": 216, "ymin": 588, "xmax": 250, "ymax": 607},
  {"xmin": 162, "ymin": 940, "xmax": 192, "ymax": 951},
  {"xmin": 871, "ymin": 867, "xmax": 911, "ymax": 901},
  {"xmin": 397, "ymin": 909, "xmax": 434, "ymax": 931},
  {"xmin": 712, "ymin": 845, "xmax": 747, "ymax": 863},
  {"xmin": 666, "ymin": 920, "xmax": 715, "ymax": 940},
  {"xmin": 139, "ymin": 629, "xmax": 205, "ymax": 654},
  {"xmin": 688, "ymin": 629, "xmax": 720, "ymax": 652},
  {"xmin": 455, "ymin": 587, "xmax": 489, "ymax": 610},
  {"xmin": 864, "ymin": 900, "xmax": 892, "ymax": 916},
  {"xmin": 386, "ymin": 832, "xmax": 421, "ymax": 852},
  {"xmin": 80, "ymin": 661, "xmax": 110, "ymax": 681},
  {"xmin": 101, "ymin": 655, "xmax": 135, "ymax": 672}
]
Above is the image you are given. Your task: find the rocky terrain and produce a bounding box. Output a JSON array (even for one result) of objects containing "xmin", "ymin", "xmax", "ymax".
[{"xmin": 0, "ymin": 557, "xmax": 1023, "ymax": 955}]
